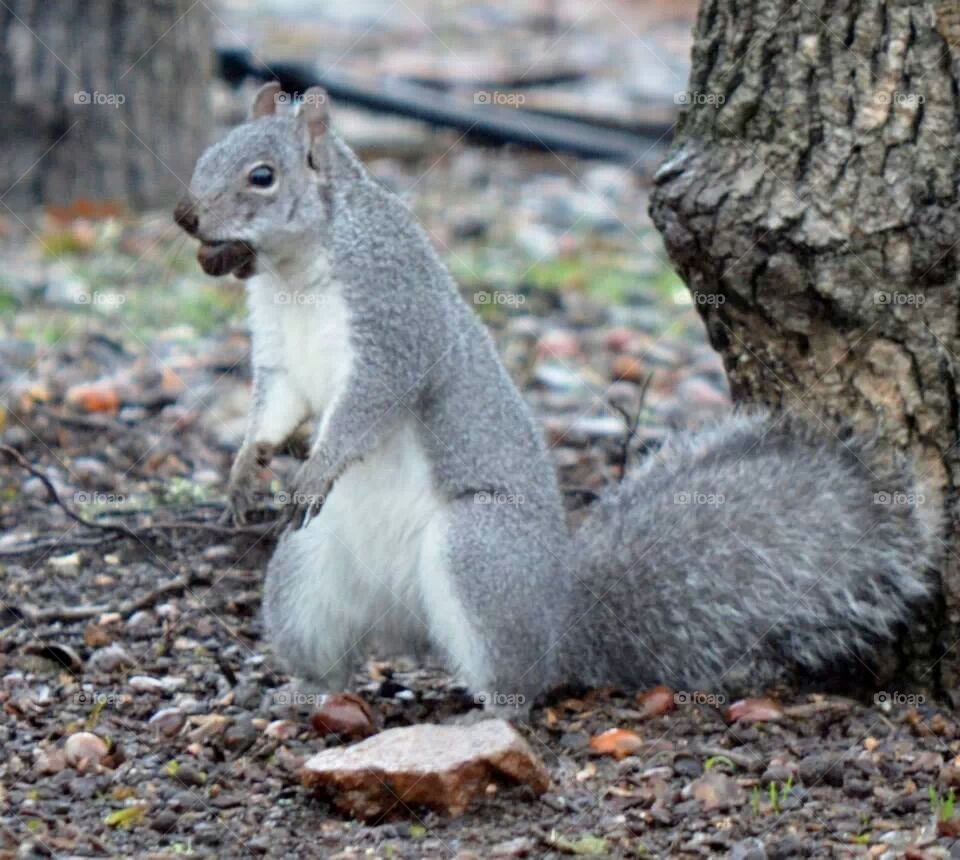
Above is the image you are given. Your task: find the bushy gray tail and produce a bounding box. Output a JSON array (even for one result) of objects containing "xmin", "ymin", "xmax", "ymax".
[{"xmin": 562, "ymin": 411, "xmax": 939, "ymax": 697}]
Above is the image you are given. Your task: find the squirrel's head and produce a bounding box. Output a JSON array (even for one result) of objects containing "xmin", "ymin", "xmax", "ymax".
[{"xmin": 173, "ymin": 82, "xmax": 332, "ymax": 279}]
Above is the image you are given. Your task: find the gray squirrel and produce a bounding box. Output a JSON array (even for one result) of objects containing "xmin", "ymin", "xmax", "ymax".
[{"xmin": 174, "ymin": 83, "xmax": 938, "ymax": 712}]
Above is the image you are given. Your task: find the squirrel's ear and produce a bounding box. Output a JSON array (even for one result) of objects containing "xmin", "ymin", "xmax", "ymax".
[
  {"xmin": 296, "ymin": 87, "xmax": 330, "ymax": 143},
  {"xmin": 250, "ymin": 82, "xmax": 282, "ymax": 120}
]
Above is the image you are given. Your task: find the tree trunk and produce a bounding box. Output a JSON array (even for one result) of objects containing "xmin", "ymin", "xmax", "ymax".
[
  {"xmin": 650, "ymin": 0, "xmax": 960, "ymax": 694},
  {"xmin": 0, "ymin": 0, "xmax": 211, "ymax": 211}
]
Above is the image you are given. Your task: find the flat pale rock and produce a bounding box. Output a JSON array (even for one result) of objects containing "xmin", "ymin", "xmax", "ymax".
[{"xmin": 300, "ymin": 719, "xmax": 549, "ymax": 820}]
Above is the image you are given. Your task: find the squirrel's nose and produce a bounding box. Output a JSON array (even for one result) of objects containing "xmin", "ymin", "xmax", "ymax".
[{"xmin": 173, "ymin": 198, "xmax": 199, "ymax": 235}]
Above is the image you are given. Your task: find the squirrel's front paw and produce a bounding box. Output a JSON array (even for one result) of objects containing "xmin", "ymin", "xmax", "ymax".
[
  {"xmin": 224, "ymin": 441, "xmax": 274, "ymax": 525},
  {"xmin": 282, "ymin": 461, "xmax": 332, "ymax": 530}
]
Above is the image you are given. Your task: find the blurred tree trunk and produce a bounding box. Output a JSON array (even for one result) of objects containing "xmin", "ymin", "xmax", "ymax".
[
  {"xmin": 650, "ymin": 0, "xmax": 960, "ymax": 695},
  {"xmin": 0, "ymin": 0, "xmax": 211, "ymax": 211}
]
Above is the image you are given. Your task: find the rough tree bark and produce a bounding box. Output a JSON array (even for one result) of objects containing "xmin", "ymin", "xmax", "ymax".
[
  {"xmin": 650, "ymin": 0, "xmax": 960, "ymax": 695},
  {"xmin": 0, "ymin": 0, "xmax": 211, "ymax": 211}
]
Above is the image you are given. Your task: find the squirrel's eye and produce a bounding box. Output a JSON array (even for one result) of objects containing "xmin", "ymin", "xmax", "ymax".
[{"xmin": 248, "ymin": 165, "xmax": 275, "ymax": 188}]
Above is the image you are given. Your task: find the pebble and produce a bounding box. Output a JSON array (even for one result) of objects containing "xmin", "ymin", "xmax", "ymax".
[
  {"xmin": 67, "ymin": 776, "xmax": 98, "ymax": 799},
  {"xmin": 64, "ymin": 732, "xmax": 108, "ymax": 769},
  {"xmin": 729, "ymin": 839, "xmax": 768, "ymax": 860},
  {"xmin": 87, "ymin": 643, "xmax": 136, "ymax": 673},
  {"xmin": 150, "ymin": 810, "xmax": 180, "ymax": 833},
  {"xmin": 171, "ymin": 763, "xmax": 205, "ymax": 787},
  {"xmin": 125, "ymin": 610, "xmax": 156, "ymax": 635},
  {"xmin": 224, "ymin": 717, "xmax": 258, "ymax": 753},
  {"xmin": 148, "ymin": 708, "xmax": 186, "ymax": 738},
  {"xmin": 264, "ymin": 720, "xmax": 299, "ymax": 741},
  {"xmin": 798, "ymin": 753, "xmax": 845, "ymax": 787},
  {"xmin": 129, "ymin": 675, "xmax": 166, "ymax": 694}
]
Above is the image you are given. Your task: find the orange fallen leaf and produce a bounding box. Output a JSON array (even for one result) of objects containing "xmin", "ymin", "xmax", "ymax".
[
  {"xmin": 636, "ymin": 685, "xmax": 676, "ymax": 719},
  {"xmin": 66, "ymin": 382, "xmax": 121, "ymax": 414},
  {"xmin": 724, "ymin": 697, "xmax": 784, "ymax": 724},
  {"xmin": 589, "ymin": 728, "xmax": 643, "ymax": 760}
]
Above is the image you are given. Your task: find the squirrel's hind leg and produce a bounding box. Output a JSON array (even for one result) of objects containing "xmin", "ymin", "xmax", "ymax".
[{"xmin": 419, "ymin": 497, "xmax": 562, "ymax": 717}]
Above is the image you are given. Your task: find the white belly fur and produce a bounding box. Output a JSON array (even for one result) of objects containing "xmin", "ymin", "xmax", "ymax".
[
  {"xmin": 252, "ymin": 265, "xmax": 471, "ymax": 674},
  {"xmin": 288, "ymin": 419, "xmax": 446, "ymax": 659}
]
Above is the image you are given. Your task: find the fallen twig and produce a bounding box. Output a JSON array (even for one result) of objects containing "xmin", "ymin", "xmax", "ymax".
[
  {"xmin": 0, "ymin": 445, "xmax": 277, "ymax": 553},
  {"xmin": 607, "ymin": 372, "xmax": 654, "ymax": 481},
  {"xmin": 20, "ymin": 574, "xmax": 197, "ymax": 624}
]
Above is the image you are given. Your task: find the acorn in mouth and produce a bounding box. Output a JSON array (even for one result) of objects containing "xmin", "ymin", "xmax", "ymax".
[{"xmin": 197, "ymin": 240, "xmax": 257, "ymax": 279}]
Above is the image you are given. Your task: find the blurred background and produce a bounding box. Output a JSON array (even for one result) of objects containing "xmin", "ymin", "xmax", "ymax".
[{"xmin": 0, "ymin": 0, "xmax": 728, "ymax": 530}]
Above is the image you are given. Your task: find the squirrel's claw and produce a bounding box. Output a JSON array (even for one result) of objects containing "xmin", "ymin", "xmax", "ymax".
[
  {"xmin": 224, "ymin": 441, "xmax": 274, "ymax": 527},
  {"xmin": 281, "ymin": 493, "xmax": 323, "ymax": 531},
  {"xmin": 282, "ymin": 465, "xmax": 332, "ymax": 530}
]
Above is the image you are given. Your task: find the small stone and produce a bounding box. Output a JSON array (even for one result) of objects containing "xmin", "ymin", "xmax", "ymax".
[
  {"xmin": 301, "ymin": 719, "xmax": 549, "ymax": 819},
  {"xmin": 690, "ymin": 771, "xmax": 746, "ymax": 812},
  {"xmin": 64, "ymin": 732, "xmax": 108, "ymax": 769},
  {"xmin": 171, "ymin": 763, "xmax": 205, "ymax": 787},
  {"xmin": 125, "ymin": 610, "xmax": 156, "ymax": 635},
  {"xmin": 224, "ymin": 717, "xmax": 257, "ymax": 753},
  {"xmin": 264, "ymin": 720, "xmax": 299, "ymax": 741},
  {"xmin": 311, "ymin": 693, "xmax": 378, "ymax": 739},
  {"xmin": 536, "ymin": 330, "xmax": 580, "ymax": 360},
  {"xmin": 150, "ymin": 810, "xmax": 180, "ymax": 833},
  {"xmin": 724, "ymin": 698, "xmax": 784, "ymax": 724},
  {"xmin": 188, "ymin": 714, "xmax": 230, "ymax": 740},
  {"xmin": 148, "ymin": 708, "xmax": 186, "ymax": 738},
  {"xmin": 729, "ymin": 838, "xmax": 767, "ymax": 860},
  {"xmin": 798, "ymin": 753, "xmax": 844, "ymax": 787},
  {"xmin": 672, "ymin": 755, "xmax": 703, "ymax": 779},
  {"xmin": 87, "ymin": 644, "xmax": 135, "ymax": 674},
  {"xmin": 202, "ymin": 544, "xmax": 234, "ymax": 562},
  {"xmin": 83, "ymin": 623, "xmax": 112, "ymax": 648},
  {"xmin": 67, "ymin": 776, "xmax": 99, "ymax": 799},
  {"xmin": 129, "ymin": 675, "xmax": 166, "ymax": 694},
  {"xmin": 34, "ymin": 748, "xmax": 66, "ymax": 775},
  {"xmin": 490, "ymin": 836, "xmax": 538, "ymax": 857}
]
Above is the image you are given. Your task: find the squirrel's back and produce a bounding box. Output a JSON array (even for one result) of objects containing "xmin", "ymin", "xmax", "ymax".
[{"xmin": 562, "ymin": 412, "xmax": 938, "ymax": 696}]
